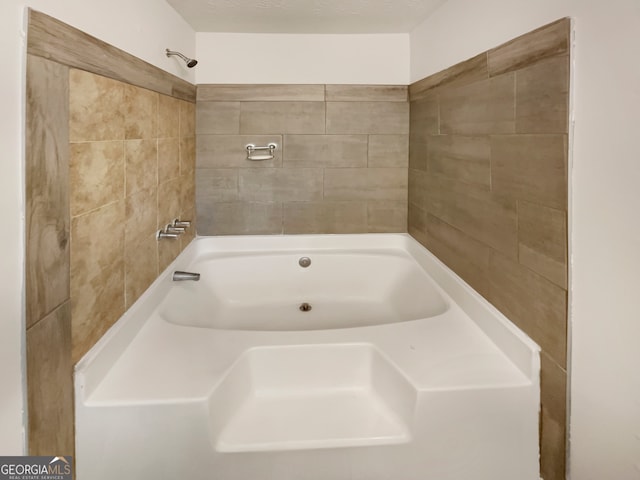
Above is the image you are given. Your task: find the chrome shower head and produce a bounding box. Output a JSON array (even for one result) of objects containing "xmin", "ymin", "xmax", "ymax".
[{"xmin": 165, "ymin": 49, "xmax": 198, "ymax": 68}]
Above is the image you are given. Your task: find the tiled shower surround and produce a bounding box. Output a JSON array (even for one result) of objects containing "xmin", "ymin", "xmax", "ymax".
[
  {"xmin": 408, "ymin": 19, "xmax": 570, "ymax": 480},
  {"xmin": 26, "ymin": 10, "xmax": 569, "ymax": 480},
  {"xmin": 195, "ymin": 85, "xmax": 409, "ymax": 234},
  {"xmin": 68, "ymin": 70, "xmax": 196, "ymax": 363}
]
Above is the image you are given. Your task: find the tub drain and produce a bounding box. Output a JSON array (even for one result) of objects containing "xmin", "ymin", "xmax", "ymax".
[{"xmin": 299, "ymin": 302, "xmax": 312, "ymax": 312}]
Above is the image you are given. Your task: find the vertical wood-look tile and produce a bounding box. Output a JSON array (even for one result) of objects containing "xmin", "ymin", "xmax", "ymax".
[
  {"xmin": 27, "ymin": 301, "xmax": 73, "ymax": 455},
  {"xmin": 26, "ymin": 55, "xmax": 70, "ymax": 328}
]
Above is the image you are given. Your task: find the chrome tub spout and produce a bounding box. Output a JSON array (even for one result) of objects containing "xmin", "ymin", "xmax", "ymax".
[{"xmin": 173, "ymin": 271, "xmax": 200, "ymax": 281}]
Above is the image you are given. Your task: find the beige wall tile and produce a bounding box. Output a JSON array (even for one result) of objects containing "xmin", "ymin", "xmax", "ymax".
[
  {"xmin": 125, "ymin": 139, "xmax": 158, "ymax": 196},
  {"xmin": 196, "ymin": 168, "xmax": 239, "ymax": 203},
  {"xmin": 70, "ymin": 141, "xmax": 125, "ymax": 217},
  {"xmin": 26, "ymin": 55, "xmax": 70, "ymax": 328},
  {"xmin": 125, "ymin": 187, "xmax": 157, "ymax": 248},
  {"xmin": 125, "ymin": 233, "xmax": 158, "ymax": 308},
  {"xmin": 71, "ymin": 261, "xmax": 125, "ymax": 363},
  {"xmin": 368, "ymin": 135, "xmax": 409, "ymax": 168},
  {"xmin": 409, "ymin": 140, "xmax": 428, "ymax": 171},
  {"xmin": 240, "ymin": 101, "xmax": 326, "ymax": 134},
  {"xmin": 409, "ymin": 53, "xmax": 488, "ymax": 100},
  {"xmin": 196, "ymin": 102, "xmax": 240, "ymax": 134},
  {"xmin": 410, "ymin": 97, "xmax": 439, "ymax": 142},
  {"xmin": 180, "ymin": 136, "xmax": 196, "ymax": 175},
  {"xmin": 158, "ymin": 233, "xmax": 182, "ymax": 273},
  {"xmin": 427, "ymin": 135, "xmax": 491, "ymax": 188},
  {"xmin": 425, "ymin": 215, "xmax": 492, "ymax": 297},
  {"xmin": 197, "ymin": 134, "xmax": 282, "ymax": 168},
  {"xmin": 158, "ymin": 137, "xmax": 180, "ymax": 183},
  {"xmin": 325, "ymin": 85, "xmax": 408, "ymax": 102},
  {"xmin": 239, "ymin": 168, "xmax": 323, "ymax": 202},
  {"xmin": 179, "ymin": 208, "xmax": 197, "ymax": 250},
  {"xmin": 27, "ymin": 301, "xmax": 73, "ymax": 455},
  {"xmin": 71, "ymin": 200, "xmax": 125, "ymax": 286},
  {"xmin": 491, "ymin": 134, "xmax": 567, "ymax": 209},
  {"xmin": 180, "ymin": 100, "xmax": 196, "ymax": 137},
  {"xmin": 426, "ymin": 175, "xmax": 518, "ymax": 257},
  {"xmin": 367, "ymin": 201, "xmax": 407, "ymax": 233},
  {"xmin": 197, "ymin": 202, "xmax": 283, "ymax": 235},
  {"xmin": 283, "ymin": 201, "xmax": 368, "ymax": 234},
  {"xmin": 157, "ymin": 177, "xmax": 183, "ymax": 229},
  {"xmin": 158, "ymin": 94, "xmax": 180, "ymax": 138},
  {"xmin": 519, "ymin": 201, "xmax": 567, "ymax": 288},
  {"xmin": 124, "ymin": 84, "xmax": 158, "ymax": 139},
  {"xmin": 283, "ymin": 134, "xmax": 367, "ymax": 168},
  {"xmin": 540, "ymin": 352, "xmax": 567, "ymax": 480},
  {"xmin": 488, "ymin": 252, "xmax": 567, "ymax": 367},
  {"xmin": 516, "ymin": 56, "xmax": 569, "ymax": 134},
  {"xmin": 408, "ymin": 168, "xmax": 428, "ymax": 209},
  {"xmin": 440, "ymin": 74, "xmax": 516, "ymax": 134},
  {"xmin": 198, "ymin": 84, "xmax": 325, "ymax": 102},
  {"xmin": 488, "ymin": 18, "xmax": 570, "ymax": 76},
  {"xmin": 326, "ymin": 101, "xmax": 409, "ymax": 134},
  {"xmin": 69, "ymin": 69, "xmax": 124, "ymax": 142},
  {"xmin": 407, "ymin": 202, "xmax": 428, "ymax": 245},
  {"xmin": 324, "ymin": 168, "xmax": 408, "ymax": 201},
  {"xmin": 179, "ymin": 171, "xmax": 196, "ymax": 217}
]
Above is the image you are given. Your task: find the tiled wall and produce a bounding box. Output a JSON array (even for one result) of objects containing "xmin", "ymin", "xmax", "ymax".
[
  {"xmin": 25, "ymin": 11, "xmax": 197, "ymax": 457},
  {"xmin": 408, "ymin": 19, "xmax": 569, "ymax": 480},
  {"xmin": 68, "ymin": 70, "xmax": 196, "ymax": 363},
  {"xmin": 196, "ymin": 85, "xmax": 409, "ymax": 234}
]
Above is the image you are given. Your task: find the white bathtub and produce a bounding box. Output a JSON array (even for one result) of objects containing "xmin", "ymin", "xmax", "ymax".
[{"xmin": 75, "ymin": 234, "xmax": 540, "ymax": 480}]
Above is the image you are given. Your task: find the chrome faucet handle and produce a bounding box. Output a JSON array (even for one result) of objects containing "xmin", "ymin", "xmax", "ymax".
[
  {"xmin": 165, "ymin": 225, "xmax": 185, "ymax": 234},
  {"xmin": 173, "ymin": 219, "xmax": 191, "ymax": 228},
  {"xmin": 157, "ymin": 230, "xmax": 179, "ymax": 239}
]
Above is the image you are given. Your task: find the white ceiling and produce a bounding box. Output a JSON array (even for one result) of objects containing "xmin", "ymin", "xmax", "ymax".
[{"xmin": 166, "ymin": 0, "xmax": 447, "ymax": 34}]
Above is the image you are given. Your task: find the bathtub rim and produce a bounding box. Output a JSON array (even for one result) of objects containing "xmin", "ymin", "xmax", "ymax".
[{"xmin": 75, "ymin": 233, "xmax": 540, "ymax": 399}]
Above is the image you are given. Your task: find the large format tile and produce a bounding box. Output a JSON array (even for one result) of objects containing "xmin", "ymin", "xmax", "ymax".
[
  {"xmin": 427, "ymin": 135, "xmax": 491, "ymax": 188},
  {"xmin": 410, "ymin": 97, "xmax": 439, "ymax": 142},
  {"xmin": 283, "ymin": 135, "xmax": 367, "ymax": 168},
  {"xmin": 368, "ymin": 135, "xmax": 409, "ymax": 168},
  {"xmin": 71, "ymin": 200, "xmax": 125, "ymax": 287},
  {"xmin": 197, "ymin": 202, "xmax": 283, "ymax": 235},
  {"xmin": 196, "ymin": 101, "xmax": 240, "ymax": 134},
  {"xmin": 283, "ymin": 201, "xmax": 368, "ymax": 234},
  {"xmin": 197, "ymin": 135, "xmax": 282, "ymax": 168},
  {"xmin": 410, "ymin": 53, "xmax": 488, "ymax": 100},
  {"xmin": 158, "ymin": 137, "xmax": 180, "ymax": 183},
  {"xmin": 180, "ymin": 136, "xmax": 196, "ymax": 175},
  {"xmin": 408, "ymin": 168, "xmax": 428, "ymax": 209},
  {"xmin": 440, "ymin": 74, "xmax": 516, "ymax": 134},
  {"xmin": 125, "ymin": 139, "xmax": 158, "ymax": 196},
  {"xmin": 425, "ymin": 214, "xmax": 492, "ymax": 297},
  {"xmin": 180, "ymin": 100, "xmax": 196, "ymax": 137},
  {"xmin": 488, "ymin": 18, "xmax": 570, "ymax": 76},
  {"xmin": 239, "ymin": 168, "xmax": 323, "ymax": 202},
  {"xmin": 26, "ymin": 55, "xmax": 70, "ymax": 328},
  {"xmin": 325, "ymin": 85, "xmax": 407, "ymax": 102},
  {"xmin": 491, "ymin": 134, "xmax": 567, "ymax": 209},
  {"xmin": 540, "ymin": 352, "xmax": 568, "ymax": 480},
  {"xmin": 70, "ymin": 141, "xmax": 124, "ymax": 217},
  {"xmin": 124, "ymin": 84, "xmax": 158, "ymax": 139},
  {"xmin": 69, "ymin": 69, "xmax": 124, "ymax": 142},
  {"xmin": 196, "ymin": 168, "xmax": 239, "ymax": 203},
  {"xmin": 326, "ymin": 102, "xmax": 409, "ymax": 134},
  {"xmin": 518, "ymin": 200, "xmax": 567, "ymax": 288},
  {"xmin": 488, "ymin": 252, "xmax": 567, "ymax": 367},
  {"xmin": 198, "ymin": 84, "xmax": 325, "ymax": 102},
  {"xmin": 125, "ymin": 233, "xmax": 158, "ymax": 309},
  {"xmin": 71, "ymin": 260, "xmax": 125, "ymax": 363},
  {"xmin": 324, "ymin": 168, "xmax": 408, "ymax": 201},
  {"xmin": 240, "ymin": 102, "xmax": 325, "ymax": 134},
  {"xmin": 158, "ymin": 94, "xmax": 181, "ymax": 138},
  {"xmin": 516, "ymin": 56, "xmax": 569, "ymax": 134},
  {"xmin": 426, "ymin": 175, "xmax": 518, "ymax": 258},
  {"xmin": 125, "ymin": 186, "xmax": 157, "ymax": 248},
  {"xmin": 27, "ymin": 301, "xmax": 73, "ymax": 455},
  {"xmin": 367, "ymin": 201, "xmax": 407, "ymax": 233}
]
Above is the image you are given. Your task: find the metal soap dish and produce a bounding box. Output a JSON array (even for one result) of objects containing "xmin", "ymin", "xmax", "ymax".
[{"xmin": 245, "ymin": 143, "xmax": 277, "ymax": 161}]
